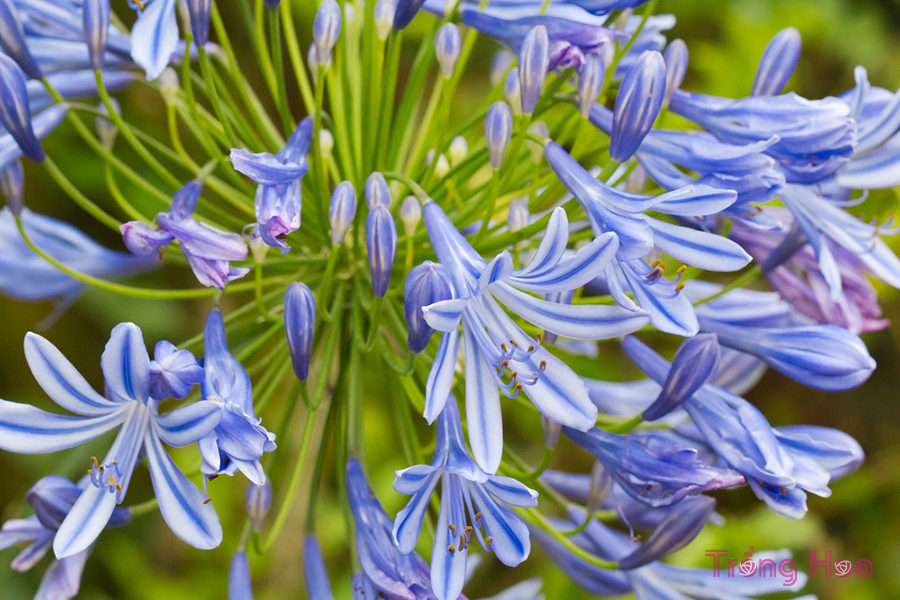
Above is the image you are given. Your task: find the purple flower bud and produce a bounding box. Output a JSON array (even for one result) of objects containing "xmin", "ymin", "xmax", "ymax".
[
  {"xmin": 26, "ymin": 476, "xmax": 82, "ymax": 530},
  {"xmin": 491, "ymin": 49, "xmax": 515, "ymax": 87},
  {"xmin": 399, "ymin": 195, "xmax": 421, "ymax": 236},
  {"xmin": 610, "ymin": 50, "xmax": 666, "ymax": 162},
  {"xmin": 83, "ymin": 0, "xmax": 111, "ymax": 71},
  {"xmin": 541, "ymin": 414, "xmax": 561, "ymax": 449},
  {"xmin": 586, "ymin": 462, "xmax": 612, "ymax": 515},
  {"xmin": 0, "ymin": 54, "xmax": 46, "ymax": 163},
  {"xmin": 374, "ymin": 0, "xmax": 394, "ymax": 39},
  {"xmin": 662, "ymin": 39, "xmax": 688, "ymax": 106},
  {"xmin": 504, "ymin": 69, "xmax": 522, "ymax": 115},
  {"xmin": 186, "ymin": 0, "xmax": 213, "ymax": 47},
  {"xmin": 96, "ymin": 98, "xmax": 120, "ymax": 149},
  {"xmin": 617, "ymin": 495, "xmax": 715, "ymax": 570},
  {"xmin": 313, "ymin": 0, "xmax": 341, "ymax": 66},
  {"xmin": 752, "ymin": 27, "xmax": 801, "ymax": 96},
  {"xmin": 518, "ymin": 25, "xmax": 550, "ymax": 115},
  {"xmin": 448, "ymin": 136, "xmax": 468, "ymax": 166},
  {"xmin": 263, "ymin": 0, "xmax": 280, "ymax": 8},
  {"xmin": 642, "ymin": 333, "xmax": 719, "ymax": 421},
  {"xmin": 284, "ymin": 282, "xmax": 316, "ymax": 381},
  {"xmin": 304, "ymin": 536, "xmax": 334, "ymax": 600},
  {"xmin": 366, "ymin": 203, "xmax": 397, "ymax": 297},
  {"xmin": 507, "ymin": 198, "xmax": 529, "ymax": 232},
  {"xmin": 0, "ymin": 0, "xmax": 41, "ymax": 79},
  {"xmin": 577, "ymin": 53, "xmax": 606, "ymax": 118},
  {"xmin": 0, "ymin": 159, "xmax": 24, "ymax": 216},
  {"xmin": 393, "ymin": 0, "xmax": 426, "ymax": 30},
  {"xmin": 404, "ymin": 261, "xmax": 452, "ymax": 353},
  {"xmin": 149, "ymin": 340, "xmax": 204, "ymax": 401},
  {"xmin": 485, "ymin": 101, "xmax": 513, "ymax": 170},
  {"xmin": 246, "ymin": 480, "xmax": 272, "ymax": 532},
  {"xmin": 329, "ymin": 181, "xmax": 356, "ymax": 246},
  {"xmin": 435, "ymin": 23, "xmax": 461, "ymax": 79},
  {"xmin": 229, "ymin": 551, "xmax": 254, "ymax": 600},
  {"xmin": 365, "ymin": 172, "xmax": 391, "ymax": 208}
]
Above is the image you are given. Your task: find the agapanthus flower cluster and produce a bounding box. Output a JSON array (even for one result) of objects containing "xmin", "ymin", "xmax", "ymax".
[{"xmin": 0, "ymin": 0, "xmax": 894, "ymax": 597}]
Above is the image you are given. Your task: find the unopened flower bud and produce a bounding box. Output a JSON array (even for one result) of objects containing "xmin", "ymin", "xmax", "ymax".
[
  {"xmin": 448, "ymin": 136, "xmax": 467, "ymax": 166},
  {"xmin": 663, "ymin": 39, "xmax": 688, "ymax": 106},
  {"xmin": 246, "ymin": 225, "xmax": 269, "ymax": 263},
  {"xmin": 366, "ymin": 203, "xmax": 397, "ymax": 297},
  {"xmin": 263, "ymin": 0, "xmax": 281, "ymax": 8},
  {"xmin": 393, "ymin": 0, "xmax": 426, "ymax": 30},
  {"xmin": 365, "ymin": 172, "xmax": 391, "ymax": 208},
  {"xmin": 425, "ymin": 148, "xmax": 436, "ymax": 166},
  {"xmin": 96, "ymin": 98, "xmax": 120, "ymax": 149},
  {"xmin": 83, "ymin": 0, "xmax": 110, "ymax": 71},
  {"xmin": 507, "ymin": 198, "xmax": 529, "ymax": 233},
  {"xmin": 313, "ymin": 0, "xmax": 342, "ymax": 66},
  {"xmin": 229, "ymin": 551, "xmax": 253, "ymax": 599},
  {"xmin": 319, "ymin": 128, "xmax": 334, "ymax": 156},
  {"xmin": 400, "ymin": 196, "xmax": 421, "ymax": 236},
  {"xmin": 26, "ymin": 477, "xmax": 83, "ymax": 530},
  {"xmin": 284, "ymin": 282, "xmax": 316, "ymax": 381},
  {"xmin": 434, "ymin": 153, "xmax": 450, "ymax": 178},
  {"xmin": 578, "ymin": 53, "xmax": 606, "ymax": 118},
  {"xmin": 186, "ymin": 0, "xmax": 212, "ymax": 47},
  {"xmin": 752, "ymin": 27, "xmax": 801, "ymax": 96},
  {"xmin": 485, "ymin": 101, "xmax": 513, "ymax": 170},
  {"xmin": 610, "ymin": 50, "xmax": 666, "ymax": 162},
  {"xmin": 518, "ymin": 25, "xmax": 549, "ymax": 115},
  {"xmin": 374, "ymin": 0, "xmax": 394, "ymax": 39},
  {"xmin": 0, "ymin": 159, "xmax": 24, "ymax": 216},
  {"xmin": 528, "ymin": 121, "xmax": 548, "ymax": 163},
  {"xmin": 159, "ymin": 67, "xmax": 180, "ymax": 105},
  {"xmin": 624, "ymin": 164, "xmax": 647, "ymax": 193},
  {"xmin": 404, "ymin": 261, "xmax": 452, "ymax": 353},
  {"xmin": 541, "ymin": 414, "xmax": 561, "ymax": 449},
  {"xmin": 149, "ymin": 341, "xmax": 204, "ymax": 401},
  {"xmin": 0, "ymin": 0, "xmax": 41, "ymax": 79},
  {"xmin": 504, "ymin": 70, "xmax": 522, "ymax": 115},
  {"xmin": 304, "ymin": 536, "xmax": 334, "ymax": 599},
  {"xmin": 587, "ymin": 462, "xmax": 613, "ymax": 515},
  {"xmin": 246, "ymin": 480, "xmax": 272, "ymax": 531},
  {"xmin": 614, "ymin": 8, "xmax": 633, "ymax": 31},
  {"xmin": 490, "ymin": 49, "xmax": 515, "ymax": 87},
  {"xmin": 435, "ymin": 23, "xmax": 461, "ymax": 79},
  {"xmin": 329, "ymin": 181, "xmax": 356, "ymax": 246},
  {"xmin": 0, "ymin": 54, "xmax": 45, "ymax": 162}
]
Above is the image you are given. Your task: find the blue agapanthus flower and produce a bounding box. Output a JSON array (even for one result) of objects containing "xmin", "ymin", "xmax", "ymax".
[{"xmin": 0, "ymin": 323, "xmax": 223, "ymax": 557}]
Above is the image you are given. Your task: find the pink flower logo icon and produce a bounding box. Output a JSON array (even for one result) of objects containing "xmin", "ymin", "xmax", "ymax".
[
  {"xmin": 835, "ymin": 560, "xmax": 853, "ymax": 576},
  {"xmin": 739, "ymin": 560, "xmax": 758, "ymax": 576}
]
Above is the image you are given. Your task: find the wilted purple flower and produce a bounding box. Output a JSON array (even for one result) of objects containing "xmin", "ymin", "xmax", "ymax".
[
  {"xmin": 610, "ymin": 50, "xmax": 666, "ymax": 162},
  {"xmin": 436, "ymin": 23, "xmax": 461, "ymax": 79},
  {"xmin": 518, "ymin": 26, "xmax": 550, "ymax": 114},
  {"xmin": 149, "ymin": 341, "xmax": 204, "ymax": 402},
  {"xmin": 752, "ymin": 27, "xmax": 801, "ymax": 96},
  {"xmin": 366, "ymin": 202, "xmax": 397, "ymax": 297},
  {"xmin": 405, "ymin": 261, "xmax": 453, "ymax": 354},
  {"xmin": 486, "ymin": 101, "xmax": 513, "ymax": 170},
  {"xmin": 284, "ymin": 282, "xmax": 316, "ymax": 381},
  {"xmin": 231, "ymin": 118, "xmax": 314, "ymax": 254},
  {"xmin": 121, "ymin": 183, "xmax": 250, "ymax": 289},
  {"xmin": 313, "ymin": 0, "xmax": 342, "ymax": 65},
  {"xmin": 198, "ymin": 309, "xmax": 276, "ymax": 486}
]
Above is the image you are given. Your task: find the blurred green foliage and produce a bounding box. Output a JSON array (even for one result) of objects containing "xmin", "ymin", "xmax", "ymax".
[{"xmin": 2, "ymin": 1, "xmax": 900, "ymax": 599}]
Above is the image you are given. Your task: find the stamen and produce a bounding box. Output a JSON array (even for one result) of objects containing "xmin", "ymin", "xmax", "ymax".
[
  {"xmin": 447, "ymin": 546, "xmax": 456, "ymax": 554},
  {"xmin": 485, "ymin": 536, "xmax": 493, "ymax": 549},
  {"xmin": 448, "ymin": 523, "xmax": 456, "ymax": 533}
]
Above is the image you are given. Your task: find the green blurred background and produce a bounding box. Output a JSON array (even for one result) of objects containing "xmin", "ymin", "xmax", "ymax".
[{"xmin": 2, "ymin": 0, "xmax": 900, "ymax": 598}]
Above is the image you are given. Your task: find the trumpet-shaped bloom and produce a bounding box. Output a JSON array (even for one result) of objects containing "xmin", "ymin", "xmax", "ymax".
[
  {"xmin": 421, "ymin": 200, "xmax": 649, "ymax": 471},
  {"xmin": 231, "ymin": 118, "xmax": 314, "ymax": 254},
  {"xmin": 198, "ymin": 310, "xmax": 276, "ymax": 486},
  {"xmin": 0, "ymin": 476, "xmax": 131, "ymax": 599},
  {"xmin": 0, "ymin": 323, "xmax": 224, "ymax": 557},
  {"xmin": 392, "ymin": 401, "xmax": 537, "ymax": 600},
  {"xmin": 0, "ymin": 207, "xmax": 156, "ymax": 303},
  {"xmin": 121, "ymin": 182, "xmax": 250, "ymax": 289},
  {"xmin": 622, "ymin": 335, "xmax": 864, "ymax": 518}
]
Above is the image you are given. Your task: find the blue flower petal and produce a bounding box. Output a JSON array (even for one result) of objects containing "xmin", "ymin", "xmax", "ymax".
[
  {"xmin": 101, "ymin": 323, "xmax": 150, "ymax": 403},
  {"xmin": 0, "ymin": 400, "xmax": 126, "ymax": 454},
  {"xmin": 130, "ymin": 0, "xmax": 178, "ymax": 80},
  {"xmin": 153, "ymin": 400, "xmax": 223, "ymax": 447},
  {"xmin": 462, "ymin": 323, "xmax": 503, "ymax": 474}
]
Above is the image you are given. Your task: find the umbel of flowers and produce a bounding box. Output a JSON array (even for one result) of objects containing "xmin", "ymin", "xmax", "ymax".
[{"xmin": 0, "ymin": 0, "xmax": 892, "ymax": 597}]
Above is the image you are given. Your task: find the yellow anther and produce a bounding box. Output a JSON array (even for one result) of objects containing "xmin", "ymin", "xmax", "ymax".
[
  {"xmin": 675, "ymin": 265, "xmax": 687, "ymax": 276},
  {"xmin": 509, "ymin": 339, "xmax": 519, "ymax": 347},
  {"xmin": 447, "ymin": 546, "xmax": 456, "ymax": 554},
  {"xmin": 115, "ymin": 483, "xmax": 123, "ymax": 493},
  {"xmin": 526, "ymin": 345, "xmax": 534, "ymax": 352},
  {"xmin": 651, "ymin": 259, "xmax": 662, "ymax": 268},
  {"xmin": 539, "ymin": 360, "xmax": 547, "ymax": 370},
  {"xmin": 92, "ymin": 457, "xmax": 99, "ymax": 468},
  {"xmin": 109, "ymin": 476, "xmax": 115, "ymax": 486},
  {"xmin": 475, "ymin": 512, "xmax": 482, "ymax": 523},
  {"xmin": 675, "ymin": 282, "xmax": 685, "ymax": 292},
  {"xmin": 485, "ymin": 536, "xmax": 493, "ymax": 549},
  {"xmin": 501, "ymin": 343, "xmax": 509, "ymax": 352},
  {"xmin": 448, "ymin": 523, "xmax": 457, "ymax": 533}
]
